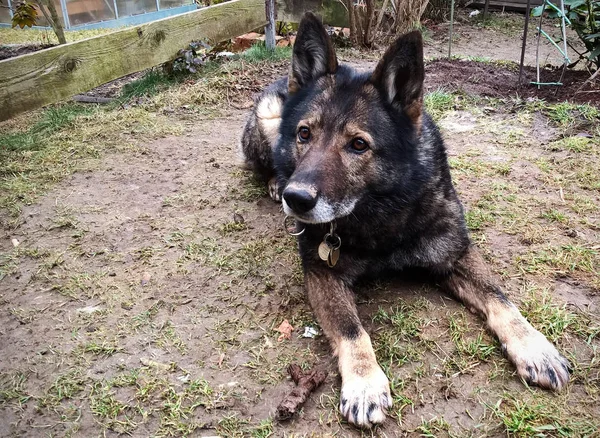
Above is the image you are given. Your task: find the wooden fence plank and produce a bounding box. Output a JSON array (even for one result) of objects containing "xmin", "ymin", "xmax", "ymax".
[{"xmin": 0, "ymin": 0, "xmax": 266, "ymax": 122}]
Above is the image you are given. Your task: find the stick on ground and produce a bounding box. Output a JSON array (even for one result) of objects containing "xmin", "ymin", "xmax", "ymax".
[{"xmin": 276, "ymin": 364, "xmax": 328, "ymax": 421}]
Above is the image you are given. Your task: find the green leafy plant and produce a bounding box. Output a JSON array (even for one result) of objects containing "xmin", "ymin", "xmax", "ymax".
[
  {"xmin": 533, "ymin": 0, "xmax": 600, "ymax": 69},
  {"xmin": 10, "ymin": 0, "xmax": 38, "ymax": 28},
  {"xmin": 9, "ymin": 0, "xmax": 66, "ymax": 44}
]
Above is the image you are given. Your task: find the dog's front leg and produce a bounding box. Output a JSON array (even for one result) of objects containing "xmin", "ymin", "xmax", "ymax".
[
  {"xmin": 441, "ymin": 246, "xmax": 570, "ymax": 390},
  {"xmin": 305, "ymin": 268, "xmax": 392, "ymax": 428}
]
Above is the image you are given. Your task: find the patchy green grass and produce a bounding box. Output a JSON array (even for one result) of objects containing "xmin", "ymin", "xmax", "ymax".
[
  {"xmin": 520, "ymin": 284, "xmax": 577, "ymax": 343},
  {"xmin": 547, "ymin": 136, "xmax": 594, "ymax": 153},
  {"xmin": 1, "ymin": 105, "xmax": 93, "ymax": 152},
  {"xmin": 0, "ymin": 372, "xmax": 30, "ymax": 407},
  {"xmin": 230, "ymin": 172, "xmax": 269, "ymax": 201},
  {"xmin": 516, "ymin": 245, "xmax": 598, "ymax": 278},
  {"xmin": 241, "ymin": 44, "xmax": 292, "ymax": 63},
  {"xmin": 449, "ymin": 156, "xmax": 512, "ymax": 177},
  {"xmin": 120, "ymin": 69, "xmax": 179, "ymax": 101},
  {"xmin": 473, "ymin": 11, "xmax": 525, "ymax": 37},
  {"xmin": 1, "ymin": 104, "xmax": 182, "ymax": 219},
  {"xmin": 488, "ymin": 394, "xmax": 598, "ymax": 437},
  {"xmin": 544, "ymin": 102, "xmax": 599, "ymax": 129},
  {"xmin": 425, "ymin": 89, "xmax": 456, "ymax": 121},
  {"xmin": 38, "ymin": 368, "xmax": 87, "ymax": 408}
]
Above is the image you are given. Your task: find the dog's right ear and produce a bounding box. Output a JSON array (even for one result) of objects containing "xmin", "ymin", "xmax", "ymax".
[
  {"xmin": 289, "ymin": 12, "xmax": 338, "ymax": 94},
  {"xmin": 370, "ymin": 31, "xmax": 425, "ymax": 131}
]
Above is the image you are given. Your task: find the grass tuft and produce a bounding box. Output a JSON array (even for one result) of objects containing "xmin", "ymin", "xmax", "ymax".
[
  {"xmin": 488, "ymin": 394, "xmax": 598, "ymax": 437},
  {"xmin": 38, "ymin": 368, "xmax": 86, "ymax": 408},
  {"xmin": 120, "ymin": 70, "xmax": 178, "ymax": 101},
  {"xmin": 0, "ymin": 372, "xmax": 30, "ymax": 407},
  {"xmin": 425, "ymin": 89, "xmax": 456, "ymax": 120},
  {"xmin": 241, "ymin": 44, "xmax": 292, "ymax": 63}
]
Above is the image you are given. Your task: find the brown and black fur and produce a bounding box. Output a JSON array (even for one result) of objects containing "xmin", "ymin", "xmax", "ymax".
[{"xmin": 240, "ymin": 13, "xmax": 570, "ymax": 428}]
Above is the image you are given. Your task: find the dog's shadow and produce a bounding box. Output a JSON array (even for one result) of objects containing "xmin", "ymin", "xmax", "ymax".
[{"xmin": 353, "ymin": 268, "xmax": 457, "ymax": 315}]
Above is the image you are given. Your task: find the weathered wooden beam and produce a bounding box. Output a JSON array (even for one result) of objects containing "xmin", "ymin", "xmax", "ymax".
[{"xmin": 0, "ymin": 0, "xmax": 266, "ymax": 122}]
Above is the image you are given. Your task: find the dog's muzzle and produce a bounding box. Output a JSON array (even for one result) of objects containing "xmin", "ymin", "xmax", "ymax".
[{"xmin": 282, "ymin": 187, "xmax": 318, "ymax": 215}]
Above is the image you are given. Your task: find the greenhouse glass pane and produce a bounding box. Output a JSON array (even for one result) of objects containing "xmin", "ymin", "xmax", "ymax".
[
  {"xmin": 159, "ymin": 0, "xmax": 191, "ymax": 9},
  {"xmin": 30, "ymin": 0, "xmax": 65, "ymax": 27},
  {"xmin": 0, "ymin": 10, "xmax": 10, "ymax": 24},
  {"xmin": 0, "ymin": 5, "xmax": 11, "ymax": 24},
  {"xmin": 116, "ymin": 0, "xmax": 157, "ymax": 18},
  {"xmin": 66, "ymin": 0, "xmax": 116, "ymax": 26}
]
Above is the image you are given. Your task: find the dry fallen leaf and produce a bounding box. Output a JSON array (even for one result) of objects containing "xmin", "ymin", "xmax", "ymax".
[{"xmin": 276, "ymin": 319, "xmax": 294, "ymax": 342}]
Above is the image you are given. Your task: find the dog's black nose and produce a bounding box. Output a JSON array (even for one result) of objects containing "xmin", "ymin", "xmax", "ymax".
[{"xmin": 283, "ymin": 188, "xmax": 317, "ymax": 214}]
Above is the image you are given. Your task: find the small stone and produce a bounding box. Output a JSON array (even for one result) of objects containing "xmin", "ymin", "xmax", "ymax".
[
  {"xmin": 77, "ymin": 306, "xmax": 102, "ymax": 314},
  {"xmin": 141, "ymin": 272, "xmax": 151, "ymax": 286}
]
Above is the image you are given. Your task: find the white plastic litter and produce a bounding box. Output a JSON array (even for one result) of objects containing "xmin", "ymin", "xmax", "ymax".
[{"xmin": 303, "ymin": 327, "xmax": 319, "ymax": 338}]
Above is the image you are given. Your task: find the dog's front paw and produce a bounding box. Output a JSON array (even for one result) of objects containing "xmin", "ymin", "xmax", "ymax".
[
  {"xmin": 268, "ymin": 177, "xmax": 280, "ymax": 202},
  {"xmin": 339, "ymin": 366, "xmax": 392, "ymax": 428},
  {"xmin": 503, "ymin": 329, "xmax": 570, "ymax": 390}
]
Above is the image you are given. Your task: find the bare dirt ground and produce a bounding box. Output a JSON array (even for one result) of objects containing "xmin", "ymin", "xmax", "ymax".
[{"xmin": 1, "ymin": 13, "xmax": 599, "ymax": 438}]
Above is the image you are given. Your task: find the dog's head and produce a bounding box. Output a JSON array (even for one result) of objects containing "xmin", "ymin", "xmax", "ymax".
[{"xmin": 274, "ymin": 13, "xmax": 427, "ymax": 224}]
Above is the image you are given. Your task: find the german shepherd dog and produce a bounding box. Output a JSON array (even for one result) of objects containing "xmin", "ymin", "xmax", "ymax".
[{"xmin": 240, "ymin": 13, "xmax": 570, "ymax": 428}]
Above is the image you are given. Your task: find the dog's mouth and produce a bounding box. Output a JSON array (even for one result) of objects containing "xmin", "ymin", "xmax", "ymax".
[{"xmin": 282, "ymin": 185, "xmax": 358, "ymax": 224}]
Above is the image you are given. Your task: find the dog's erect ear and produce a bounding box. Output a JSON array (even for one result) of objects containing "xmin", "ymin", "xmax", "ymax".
[
  {"xmin": 370, "ymin": 31, "xmax": 425, "ymax": 130},
  {"xmin": 289, "ymin": 12, "xmax": 338, "ymax": 94}
]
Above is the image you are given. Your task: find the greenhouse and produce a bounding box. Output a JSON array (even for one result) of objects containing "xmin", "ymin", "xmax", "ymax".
[{"xmin": 0, "ymin": 0, "xmax": 196, "ymax": 30}]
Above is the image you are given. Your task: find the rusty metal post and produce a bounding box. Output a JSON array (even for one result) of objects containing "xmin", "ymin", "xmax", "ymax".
[{"xmin": 518, "ymin": 0, "xmax": 532, "ymax": 86}]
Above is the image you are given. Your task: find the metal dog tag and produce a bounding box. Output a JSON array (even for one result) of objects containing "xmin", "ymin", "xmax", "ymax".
[
  {"xmin": 318, "ymin": 230, "xmax": 341, "ymax": 267},
  {"xmin": 327, "ymin": 246, "xmax": 340, "ymax": 267},
  {"xmin": 318, "ymin": 241, "xmax": 331, "ymax": 261}
]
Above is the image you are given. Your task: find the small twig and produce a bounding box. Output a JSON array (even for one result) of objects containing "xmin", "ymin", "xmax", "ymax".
[
  {"xmin": 276, "ymin": 364, "xmax": 328, "ymax": 421},
  {"xmin": 574, "ymin": 68, "xmax": 600, "ymax": 94},
  {"xmin": 72, "ymin": 95, "xmax": 114, "ymax": 104}
]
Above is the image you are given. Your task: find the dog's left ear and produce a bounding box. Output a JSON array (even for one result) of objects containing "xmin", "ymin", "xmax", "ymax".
[
  {"xmin": 370, "ymin": 31, "xmax": 425, "ymax": 130},
  {"xmin": 289, "ymin": 12, "xmax": 338, "ymax": 94}
]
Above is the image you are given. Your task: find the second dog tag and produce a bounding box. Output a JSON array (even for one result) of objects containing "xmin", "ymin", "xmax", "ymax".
[{"xmin": 327, "ymin": 246, "xmax": 340, "ymax": 267}]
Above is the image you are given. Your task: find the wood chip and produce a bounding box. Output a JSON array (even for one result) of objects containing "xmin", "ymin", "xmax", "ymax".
[{"xmin": 140, "ymin": 357, "xmax": 172, "ymax": 371}]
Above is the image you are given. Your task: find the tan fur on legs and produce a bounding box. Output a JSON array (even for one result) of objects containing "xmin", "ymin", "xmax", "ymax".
[
  {"xmin": 304, "ymin": 269, "xmax": 391, "ymax": 427},
  {"xmin": 442, "ymin": 247, "xmax": 570, "ymax": 390}
]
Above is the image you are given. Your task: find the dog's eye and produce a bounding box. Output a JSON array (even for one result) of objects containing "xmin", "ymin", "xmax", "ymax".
[
  {"xmin": 297, "ymin": 127, "xmax": 311, "ymax": 142},
  {"xmin": 350, "ymin": 138, "xmax": 369, "ymax": 153}
]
